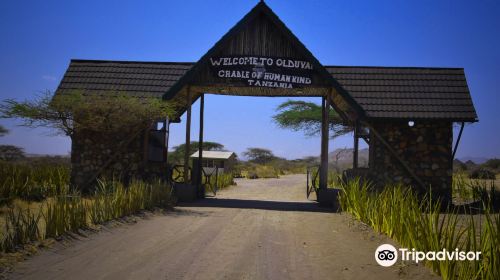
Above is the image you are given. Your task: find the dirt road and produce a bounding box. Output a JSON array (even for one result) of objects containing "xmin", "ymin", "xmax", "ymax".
[{"xmin": 9, "ymin": 175, "xmax": 437, "ymax": 280}]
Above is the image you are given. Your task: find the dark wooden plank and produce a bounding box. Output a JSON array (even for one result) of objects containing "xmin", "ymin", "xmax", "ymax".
[
  {"xmin": 184, "ymin": 87, "xmax": 192, "ymax": 183},
  {"xmin": 353, "ymin": 120, "xmax": 359, "ymax": 169},
  {"xmin": 197, "ymin": 94, "xmax": 205, "ymax": 187},
  {"xmin": 319, "ymin": 95, "xmax": 329, "ymax": 190}
]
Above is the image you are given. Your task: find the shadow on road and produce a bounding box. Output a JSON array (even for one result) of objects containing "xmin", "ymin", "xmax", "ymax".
[{"xmin": 177, "ymin": 198, "xmax": 334, "ymax": 213}]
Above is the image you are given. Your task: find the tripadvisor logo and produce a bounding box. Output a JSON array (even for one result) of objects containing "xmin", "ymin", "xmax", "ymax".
[
  {"xmin": 375, "ymin": 244, "xmax": 482, "ymax": 267},
  {"xmin": 375, "ymin": 244, "xmax": 398, "ymax": 267}
]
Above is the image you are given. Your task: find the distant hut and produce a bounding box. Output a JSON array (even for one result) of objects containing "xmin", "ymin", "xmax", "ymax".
[{"xmin": 191, "ymin": 151, "xmax": 237, "ymax": 174}]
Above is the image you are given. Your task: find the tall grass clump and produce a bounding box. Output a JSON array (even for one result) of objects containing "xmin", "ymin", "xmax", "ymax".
[
  {"xmin": 44, "ymin": 194, "xmax": 87, "ymax": 238},
  {"xmin": 89, "ymin": 179, "xmax": 173, "ymax": 224},
  {"xmin": 309, "ymin": 169, "xmax": 339, "ymax": 189},
  {"xmin": 209, "ymin": 173, "xmax": 234, "ymax": 190},
  {"xmin": 0, "ymin": 207, "xmax": 42, "ymax": 252},
  {"xmin": 243, "ymin": 165, "xmax": 280, "ymax": 179},
  {"xmin": 453, "ymin": 172, "xmax": 499, "ymax": 209},
  {"xmin": 0, "ymin": 161, "xmax": 70, "ymax": 203},
  {"xmin": 338, "ymin": 179, "xmax": 500, "ymax": 280},
  {"xmin": 0, "ymin": 179, "xmax": 174, "ymax": 252}
]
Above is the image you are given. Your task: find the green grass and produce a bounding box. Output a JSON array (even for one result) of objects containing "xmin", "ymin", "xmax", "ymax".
[
  {"xmin": 338, "ymin": 178, "xmax": 500, "ymax": 280},
  {"xmin": 0, "ymin": 161, "xmax": 70, "ymax": 204},
  {"xmin": 308, "ymin": 168, "xmax": 339, "ymax": 189},
  {"xmin": 0, "ymin": 179, "xmax": 174, "ymax": 253},
  {"xmin": 44, "ymin": 194, "xmax": 87, "ymax": 238},
  {"xmin": 240, "ymin": 164, "xmax": 280, "ymax": 179},
  {"xmin": 453, "ymin": 173, "xmax": 499, "ymax": 207},
  {"xmin": 209, "ymin": 173, "xmax": 234, "ymax": 190},
  {"xmin": 0, "ymin": 206, "xmax": 42, "ymax": 252},
  {"xmin": 89, "ymin": 179, "xmax": 173, "ymax": 224}
]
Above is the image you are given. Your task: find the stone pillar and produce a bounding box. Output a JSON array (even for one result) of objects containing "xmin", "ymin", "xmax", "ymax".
[{"xmin": 368, "ymin": 120, "xmax": 453, "ymax": 202}]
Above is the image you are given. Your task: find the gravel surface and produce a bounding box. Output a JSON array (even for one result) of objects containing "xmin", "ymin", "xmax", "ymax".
[{"xmin": 8, "ymin": 174, "xmax": 437, "ymax": 280}]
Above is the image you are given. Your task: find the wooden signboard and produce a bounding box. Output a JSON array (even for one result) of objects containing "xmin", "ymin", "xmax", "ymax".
[{"xmin": 208, "ymin": 56, "xmax": 314, "ymax": 89}]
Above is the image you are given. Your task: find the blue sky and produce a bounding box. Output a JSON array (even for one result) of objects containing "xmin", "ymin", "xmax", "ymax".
[{"xmin": 0, "ymin": 0, "xmax": 499, "ymax": 160}]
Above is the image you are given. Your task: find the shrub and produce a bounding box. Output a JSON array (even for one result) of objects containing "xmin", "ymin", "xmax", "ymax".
[
  {"xmin": 0, "ymin": 179, "xmax": 174, "ymax": 252},
  {"xmin": 0, "ymin": 207, "xmax": 42, "ymax": 252},
  {"xmin": 469, "ymin": 169, "xmax": 496, "ymax": 180},
  {"xmin": 0, "ymin": 161, "xmax": 70, "ymax": 204},
  {"xmin": 211, "ymin": 173, "xmax": 234, "ymax": 189},
  {"xmin": 339, "ymin": 179, "xmax": 500, "ymax": 280},
  {"xmin": 483, "ymin": 158, "xmax": 500, "ymax": 170},
  {"xmin": 246, "ymin": 165, "xmax": 280, "ymax": 179},
  {"xmin": 0, "ymin": 145, "xmax": 25, "ymax": 161}
]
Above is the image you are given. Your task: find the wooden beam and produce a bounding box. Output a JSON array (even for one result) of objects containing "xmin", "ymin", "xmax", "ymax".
[
  {"xmin": 198, "ymin": 94, "xmax": 205, "ymax": 187},
  {"xmin": 361, "ymin": 135, "xmax": 370, "ymax": 145},
  {"xmin": 452, "ymin": 122, "xmax": 465, "ymax": 160},
  {"xmin": 362, "ymin": 121, "xmax": 426, "ymax": 191},
  {"xmin": 319, "ymin": 95, "xmax": 330, "ymax": 190},
  {"xmin": 327, "ymin": 94, "xmax": 352, "ymax": 126},
  {"xmin": 353, "ymin": 120, "xmax": 359, "ymax": 169},
  {"xmin": 184, "ymin": 87, "xmax": 192, "ymax": 183},
  {"xmin": 164, "ymin": 117, "xmax": 170, "ymax": 165}
]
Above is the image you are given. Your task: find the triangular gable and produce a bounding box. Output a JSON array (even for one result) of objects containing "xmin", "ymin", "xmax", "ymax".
[{"xmin": 163, "ymin": 1, "xmax": 364, "ymax": 120}]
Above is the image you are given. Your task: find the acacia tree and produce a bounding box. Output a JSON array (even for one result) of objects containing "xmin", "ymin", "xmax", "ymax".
[
  {"xmin": 1, "ymin": 90, "xmax": 175, "ymax": 188},
  {"xmin": 0, "ymin": 91, "xmax": 174, "ymax": 138},
  {"xmin": 0, "ymin": 124, "xmax": 25, "ymax": 161},
  {"xmin": 273, "ymin": 100, "xmax": 352, "ymax": 137},
  {"xmin": 0, "ymin": 145, "xmax": 25, "ymax": 161},
  {"xmin": 243, "ymin": 148, "xmax": 277, "ymax": 164},
  {"xmin": 0, "ymin": 125, "xmax": 7, "ymax": 136}
]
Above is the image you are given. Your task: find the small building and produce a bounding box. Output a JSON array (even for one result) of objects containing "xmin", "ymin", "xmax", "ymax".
[{"xmin": 191, "ymin": 151, "xmax": 237, "ymax": 174}]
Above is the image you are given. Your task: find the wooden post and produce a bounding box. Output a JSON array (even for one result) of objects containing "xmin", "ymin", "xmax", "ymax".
[
  {"xmin": 164, "ymin": 118, "xmax": 170, "ymax": 164},
  {"xmin": 198, "ymin": 94, "xmax": 204, "ymax": 187},
  {"xmin": 452, "ymin": 122, "xmax": 465, "ymax": 160},
  {"xmin": 184, "ymin": 87, "xmax": 192, "ymax": 183},
  {"xmin": 319, "ymin": 95, "xmax": 329, "ymax": 190},
  {"xmin": 353, "ymin": 120, "xmax": 359, "ymax": 169}
]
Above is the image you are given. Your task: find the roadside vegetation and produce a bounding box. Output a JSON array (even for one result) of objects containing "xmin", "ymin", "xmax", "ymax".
[
  {"xmin": 0, "ymin": 160, "xmax": 70, "ymax": 205},
  {"xmin": 0, "ymin": 91, "xmax": 174, "ymax": 193},
  {"xmin": 0, "ymin": 178, "xmax": 173, "ymax": 253},
  {"xmin": 0, "ymin": 91, "xmax": 178, "ymax": 255},
  {"xmin": 0, "ymin": 160, "xmax": 172, "ymax": 255},
  {"xmin": 339, "ymin": 177, "xmax": 499, "ymax": 280},
  {"xmin": 454, "ymin": 158, "xmax": 500, "ymax": 178},
  {"xmin": 0, "ymin": 154, "xmax": 174, "ymax": 253},
  {"xmin": 233, "ymin": 147, "xmax": 316, "ymax": 179},
  {"xmin": 453, "ymin": 173, "xmax": 500, "ymax": 206},
  {"xmin": 210, "ymin": 173, "xmax": 234, "ymax": 191}
]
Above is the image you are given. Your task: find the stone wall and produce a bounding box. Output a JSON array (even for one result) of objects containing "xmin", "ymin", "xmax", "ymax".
[
  {"xmin": 368, "ymin": 120, "xmax": 453, "ymax": 201},
  {"xmin": 70, "ymin": 129, "xmax": 168, "ymax": 192}
]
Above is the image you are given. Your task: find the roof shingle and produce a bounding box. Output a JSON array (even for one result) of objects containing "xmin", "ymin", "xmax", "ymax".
[
  {"xmin": 56, "ymin": 60, "xmax": 478, "ymax": 121},
  {"xmin": 325, "ymin": 66, "xmax": 477, "ymax": 121},
  {"xmin": 57, "ymin": 60, "xmax": 193, "ymax": 98}
]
